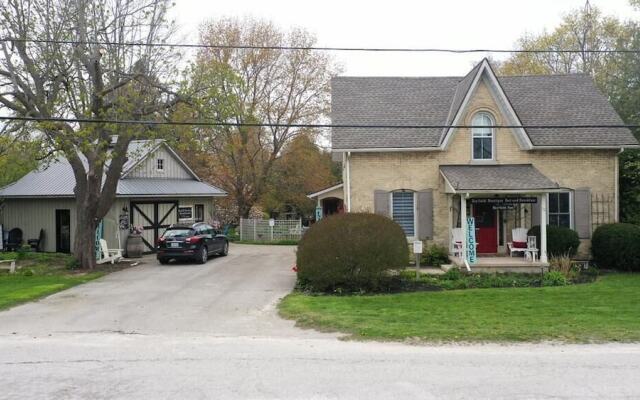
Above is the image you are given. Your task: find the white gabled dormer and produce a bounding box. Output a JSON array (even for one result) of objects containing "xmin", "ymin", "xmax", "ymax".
[{"xmin": 440, "ymin": 58, "xmax": 533, "ymax": 152}]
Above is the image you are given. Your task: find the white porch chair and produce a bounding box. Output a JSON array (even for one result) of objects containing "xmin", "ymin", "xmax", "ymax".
[
  {"xmin": 507, "ymin": 228, "xmax": 528, "ymax": 257},
  {"xmin": 451, "ymin": 228, "xmax": 464, "ymax": 258},
  {"xmin": 525, "ymin": 235, "xmax": 538, "ymax": 262},
  {"xmin": 97, "ymin": 239, "xmax": 123, "ymax": 265}
]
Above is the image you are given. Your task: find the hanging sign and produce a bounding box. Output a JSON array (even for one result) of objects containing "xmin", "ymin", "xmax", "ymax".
[
  {"xmin": 466, "ymin": 217, "xmax": 477, "ymax": 264},
  {"xmin": 178, "ymin": 206, "xmax": 193, "ymax": 221},
  {"xmin": 470, "ymin": 197, "xmax": 537, "ymax": 205}
]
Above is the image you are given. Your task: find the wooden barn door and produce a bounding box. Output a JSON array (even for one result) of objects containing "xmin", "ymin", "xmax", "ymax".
[{"xmin": 130, "ymin": 201, "xmax": 178, "ymax": 252}]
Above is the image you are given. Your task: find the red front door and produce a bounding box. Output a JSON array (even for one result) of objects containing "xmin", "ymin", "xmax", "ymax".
[{"xmin": 473, "ymin": 203, "xmax": 498, "ymax": 254}]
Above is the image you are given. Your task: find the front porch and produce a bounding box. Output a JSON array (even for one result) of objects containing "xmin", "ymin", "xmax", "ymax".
[{"xmin": 440, "ymin": 164, "xmax": 563, "ymax": 271}]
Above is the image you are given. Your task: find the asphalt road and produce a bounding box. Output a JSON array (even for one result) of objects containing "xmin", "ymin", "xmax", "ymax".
[{"xmin": 1, "ymin": 244, "xmax": 639, "ymax": 400}]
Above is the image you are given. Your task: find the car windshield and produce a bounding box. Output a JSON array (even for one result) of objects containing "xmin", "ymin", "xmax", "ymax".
[{"xmin": 162, "ymin": 229, "xmax": 194, "ymax": 239}]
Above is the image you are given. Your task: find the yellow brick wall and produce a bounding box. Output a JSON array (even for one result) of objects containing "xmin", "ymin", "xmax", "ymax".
[{"xmin": 346, "ymin": 79, "xmax": 618, "ymax": 251}]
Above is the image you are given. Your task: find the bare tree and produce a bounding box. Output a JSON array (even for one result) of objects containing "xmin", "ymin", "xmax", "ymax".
[
  {"xmin": 0, "ymin": 0, "xmax": 180, "ymax": 268},
  {"xmin": 190, "ymin": 17, "xmax": 340, "ymax": 219}
]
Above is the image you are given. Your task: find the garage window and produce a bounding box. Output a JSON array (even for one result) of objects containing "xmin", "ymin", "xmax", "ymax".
[{"xmin": 194, "ymin": 204, "xmax": 205, "ymax": 222}]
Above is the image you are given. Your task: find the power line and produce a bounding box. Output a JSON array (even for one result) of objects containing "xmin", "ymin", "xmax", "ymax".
[
  {"xmin": 1, "ymin": 115, "xmax": 637, "ymax": 129},
  {"xmin": 1, "ymin": 38, "xmax": 639, "ymax": 54}
]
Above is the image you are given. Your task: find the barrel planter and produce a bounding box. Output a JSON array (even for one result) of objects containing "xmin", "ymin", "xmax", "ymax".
[{"xmin": 126, "ymin": 234, "xmax": 144, "ymax": 258}]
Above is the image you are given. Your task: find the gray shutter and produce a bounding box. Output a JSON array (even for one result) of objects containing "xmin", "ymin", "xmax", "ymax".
[
  {"xmin": 574, "ymin": 188, "xmax": 592, "ymax": 239},
  {"xmin": 374, "ymin": 190, "xmax": 389, "ymax": 216},
  {"xmin": 530, "ymin": 200, "xmax": 541, "ymax": 227},
  {"xmin": 417, "ymin": 189, "xmax": 434, "ymax": 240}
]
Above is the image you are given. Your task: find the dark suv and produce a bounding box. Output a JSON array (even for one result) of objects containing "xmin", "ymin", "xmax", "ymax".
[{"xmin": 157, "ymin": 223, "xmax": 229, "ymax": 264}]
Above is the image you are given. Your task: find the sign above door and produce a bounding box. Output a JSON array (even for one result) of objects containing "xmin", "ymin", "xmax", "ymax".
[{"xmin": 470, "ymin": 197, "xmax": 537, "ymax": 205}]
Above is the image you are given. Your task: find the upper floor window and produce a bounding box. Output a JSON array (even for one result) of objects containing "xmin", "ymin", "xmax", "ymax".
[
  {"xmin": 156, "ymin": 159, "xmax": 164, "ymax": 171},
  {"xmin": 549, "ymin": 192, "xmax": 571, "ymax": 228},
  {"xmin": 391, "ymin": 190, "xmax": 415, "ymax": 237},
  {"xmin": 472, "ymin": 112, "xmax": 494, "ymax": 160}
]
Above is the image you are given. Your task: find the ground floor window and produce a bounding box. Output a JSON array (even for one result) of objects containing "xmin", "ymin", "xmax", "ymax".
[
  {"xmin": 549, "ymin": 192, "xmax": 571, "ymax": 228},
  {"xmin": 194, "ymin": 204, "xmax": 205, "ymax": 222},
  {"xmin": 391, "ymin": 191, "xmax": 415, "ymax": 236}
]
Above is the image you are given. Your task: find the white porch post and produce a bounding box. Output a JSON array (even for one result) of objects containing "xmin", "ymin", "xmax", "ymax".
[
  {"xmin": 540, "ymin": 193, "xmax": 548, "ymax": 263},
  {"xmin": 461, "ymin": 195, "xmax": 467, "ymax": 261}
]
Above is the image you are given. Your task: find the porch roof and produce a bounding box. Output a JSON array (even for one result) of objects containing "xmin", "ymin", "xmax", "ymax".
[{"xmin": 440, "ymin": 164, "xmax": 560, "ymax": 193}]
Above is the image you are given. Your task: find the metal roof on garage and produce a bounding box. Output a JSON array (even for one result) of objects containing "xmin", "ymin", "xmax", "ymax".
[{"xmin": 0, "ymin": 140, "xmax": 226, "ymax": 198}]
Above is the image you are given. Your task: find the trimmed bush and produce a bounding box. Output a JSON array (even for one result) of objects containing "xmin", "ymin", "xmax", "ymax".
[
  {"xmin": 528, "ymin": 225, "xmax": 580, "ymax": 257},
  {"xmin": 296, "ymin": 213, "xmax": 409, "ymax": 292},
  {"xmin": 592, "ymin": 223, "xmax": 640, "ymax": 271}
]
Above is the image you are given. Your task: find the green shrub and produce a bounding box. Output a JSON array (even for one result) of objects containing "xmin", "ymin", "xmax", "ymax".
[
  {"xmin": 442, "ymin": 267, "xmax": 461, "ymax": 280},
  {"xmin": 528, "ymin": 225, "xmax": 581, "ymax": 257},
  {"xmin": 592, "ymin": 223, "xmax": 640, "ymax": 271},
  {"xmin": 65, "ymin": 257, "xmax": 80, "ymax": 270},
  {"xmin": 542, "ymin": 270, "xmax": 569, "ymax": 286},
  {"xmin": 296, "ymin": 213, "xmax": 409, "ymax": 293},
  {"xmin": 422, "ymin": 244, "xmax": 450, "ymax": 267}
]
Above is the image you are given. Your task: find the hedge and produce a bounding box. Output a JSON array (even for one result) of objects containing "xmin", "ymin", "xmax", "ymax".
[
  {"xmin": 592, "ymin": 223, "xmax": 640, "ymax": 271},
  {"xmin": 528, "ymin": 225, "xmax": 580, "ymax": 257},
  {"xmin": 296, "ymin": 213, "xmax": 409, "ymax": 292}
]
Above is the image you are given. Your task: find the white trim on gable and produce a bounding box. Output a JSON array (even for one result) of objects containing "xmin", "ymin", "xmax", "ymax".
[
  {"xmin": 120, "ymin": 141, "xmax": 202, "ymax": 181},
  {"xmin": 440, "ymin": 59, "xmax": 533, "ymax": 151}
]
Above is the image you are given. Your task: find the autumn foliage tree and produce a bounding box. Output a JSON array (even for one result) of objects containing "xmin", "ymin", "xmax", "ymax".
[
  {"xmin": 188, "ymin": 17, "xmax": 339, "ymax": 220},
  {"xmin": 261, "ymin": 134, "xmax": 339, "ymax": 218}
]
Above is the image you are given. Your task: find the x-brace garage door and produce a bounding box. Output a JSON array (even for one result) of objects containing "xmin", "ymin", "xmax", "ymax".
[{"xmin": 130, "ymin": 201, "xmax": 178, "ymax": 252}]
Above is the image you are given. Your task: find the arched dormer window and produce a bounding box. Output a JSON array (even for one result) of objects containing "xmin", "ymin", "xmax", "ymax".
[{"xmin": 472, "ymin": 112, "xmax": 494, "ymax": 160}]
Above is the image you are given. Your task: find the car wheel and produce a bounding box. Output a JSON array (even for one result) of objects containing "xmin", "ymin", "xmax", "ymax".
[
  {"xmin": 197, "ymin": 246, "xmax": 208, "ymax": 264},
  {"xmin": 158, "ymin": 257, "xmax": 169, "ymax": 265},
  {"xmin": 219, "ymin": 241, "xmax": 229, "ymax": 256}
]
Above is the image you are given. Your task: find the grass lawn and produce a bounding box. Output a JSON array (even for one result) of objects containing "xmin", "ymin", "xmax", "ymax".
[
  {"xmin": 0, "ymin": 252, "xmax": 104, "ymax": 310},
  {"xmin": 279, "ymin": 274, "xmax": 640, "ymax": 343}
]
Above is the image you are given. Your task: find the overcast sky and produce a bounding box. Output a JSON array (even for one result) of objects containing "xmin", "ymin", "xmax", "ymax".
[{"xmin": 170, "ymin": 0, "xmax": 637, "ymax": 77}]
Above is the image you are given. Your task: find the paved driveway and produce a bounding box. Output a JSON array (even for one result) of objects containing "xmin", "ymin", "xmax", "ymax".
[
  {"xmin": 1, "ymin": 244, "xmax": 640, "ymax": 399},
  {"xmin": 0, "ymin": 243, "xmax": 320, "ymax": 338}
]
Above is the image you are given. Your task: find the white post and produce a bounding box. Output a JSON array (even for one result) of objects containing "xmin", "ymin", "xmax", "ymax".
[
  {"xmin": 253, "ymin": 219, "xmax": 257, "ymax": 241},
  {"xmin": 240, "ymin": 218, "xmax": 244, "ymax": 241},
  {"xmin": 460, "ymin": 195, "xmax": 467, "ymax": 262},
  {"xmin": 540, "ymin": 194, "xmax": 548, "ymax": 263}
]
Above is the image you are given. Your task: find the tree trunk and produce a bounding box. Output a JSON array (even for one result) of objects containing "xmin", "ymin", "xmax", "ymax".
[{"xmin": 73, "ymin": 204, "xmax": 98, "ymax": 270}]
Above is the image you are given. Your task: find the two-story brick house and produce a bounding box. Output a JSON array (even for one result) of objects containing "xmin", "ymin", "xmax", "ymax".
[{"xmin": 327, "ymin": 59, "xmax": 638, "ymax": 266}]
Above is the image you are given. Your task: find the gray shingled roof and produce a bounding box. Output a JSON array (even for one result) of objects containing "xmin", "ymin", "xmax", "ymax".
[
  {"xmin": 440, "ymin": 164, "xmax": 560, "ymax": 191},
  {"xmin": 331, "ymin": 62, "xmax": 638, "ymax": 149},
  {"xmin": 0, "ymin": 141, "xmax": 225, "ymax": 198}
]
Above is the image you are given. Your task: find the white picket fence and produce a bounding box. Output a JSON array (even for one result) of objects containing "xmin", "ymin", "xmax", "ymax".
[{"xmin": 239, "ymin": 218, "xmax": 303, "ymax": 242}]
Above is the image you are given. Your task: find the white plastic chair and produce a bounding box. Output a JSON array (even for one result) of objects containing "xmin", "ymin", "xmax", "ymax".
[
  {"xmin": 97, "ymin": 239, "xmax": 123, "ymax": 265},
  {"xmin": 508, "ymin": 228, "xmax": 528, "ymax": 257},
  {"xmin": 525, "ymin": 235, "xmax": 538, "ymax": 262}
]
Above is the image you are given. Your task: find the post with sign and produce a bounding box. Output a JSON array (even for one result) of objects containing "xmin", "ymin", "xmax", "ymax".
[
  {"xmin": 269, "ymin": 218, "xmax": 275, "ymax": 241},
  {"xmin": 413, "ymin": 240, "xmax": 423, "ymax": 278}
]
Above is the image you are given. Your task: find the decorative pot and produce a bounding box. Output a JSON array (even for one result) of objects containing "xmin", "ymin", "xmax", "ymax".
[{"xmin": 126, "ymin": 234, "xmax": 144, "ymax": 258}]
